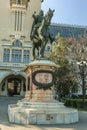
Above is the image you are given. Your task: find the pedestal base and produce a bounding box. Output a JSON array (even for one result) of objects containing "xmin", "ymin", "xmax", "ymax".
[
  {"xmin": 8, "ymin": 59, "xmax": 79, "ymax": 124},
  {"xmin": 8, "ymin": 100, "xmax": 79, "ymax": 124}
]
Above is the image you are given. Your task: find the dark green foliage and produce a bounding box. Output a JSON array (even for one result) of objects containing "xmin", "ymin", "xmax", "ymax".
[{"xmin": 64, "ymin": 98, "xmax": 87, "ymax": 110}]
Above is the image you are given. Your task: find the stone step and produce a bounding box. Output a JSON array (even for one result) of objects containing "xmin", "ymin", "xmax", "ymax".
[{"xmin": 17, "ymin": 101, "xmax": 65, "ymax": 109}]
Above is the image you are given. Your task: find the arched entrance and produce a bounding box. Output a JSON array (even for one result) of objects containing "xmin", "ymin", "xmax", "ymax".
[
  {"xmin": 0, "ymin": 74, "xmax": 26, "ymax": 96},
  {"xmin": 8, "ymin": 78, "xmax": 21, "ymax": 96}
]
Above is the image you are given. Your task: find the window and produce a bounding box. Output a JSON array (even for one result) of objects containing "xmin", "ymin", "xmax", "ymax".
[
  {"xmin": 3, "ymin": 41, "xmax": 31, "ymax": 64},
  {"xmin": 12, "ymin": 49, "xmax": 22, "ymax": 63},
  {"xmin": 23, "ymin": 50, "xmax": 30, "ymax": 63},
  {"xmin": 3, "ymin": 49, "xmax": 10, "ymax": 62},
  {"xmin": 12, "ymin": 40, "xmax": 22, "ymax": 47},
  {"xmin": 14, "ymin": 10, "xmax": 23, "ymax": 31},
  {"xmin": 18, "ymin": 0, "xmax": 21, "ymax": 5}
]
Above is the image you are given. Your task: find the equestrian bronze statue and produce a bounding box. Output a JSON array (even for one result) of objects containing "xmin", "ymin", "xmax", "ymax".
[{"xmin": 30, "ymin": 8, "xmax": 55, "ymax": 59}]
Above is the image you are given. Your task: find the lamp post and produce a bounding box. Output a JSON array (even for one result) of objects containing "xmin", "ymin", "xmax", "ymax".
[{"xmin": 77, "ymin": 61, "xmax": 87, "ymax": 109}]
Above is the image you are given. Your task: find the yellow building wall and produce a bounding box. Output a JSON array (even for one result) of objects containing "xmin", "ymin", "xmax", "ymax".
[
  {"xmin": 0, "ymin": 0, "xmax": 41, "ymax": 62},
  {"xmin": 0, "ymin": 0, "xmax": 42, "ymax": 96}
]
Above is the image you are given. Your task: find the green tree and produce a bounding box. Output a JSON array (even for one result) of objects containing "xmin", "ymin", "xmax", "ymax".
[
  {"xmin": 66, "ymin": 34, "xmax": 87, "ymax": 104},
  {"xmin": 50, "ymin": 34, "xmax": 78, "ymax": 99}
]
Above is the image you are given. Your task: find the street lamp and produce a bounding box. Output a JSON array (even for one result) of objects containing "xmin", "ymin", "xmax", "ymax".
[{"xmin": 77, "ymin": 60, "xmax": 87, "ymax": 109}]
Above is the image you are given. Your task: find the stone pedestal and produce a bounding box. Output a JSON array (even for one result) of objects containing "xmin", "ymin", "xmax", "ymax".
[{"xmin": 8, "ymin": 59, "xmax": 79, "ymax": 124}]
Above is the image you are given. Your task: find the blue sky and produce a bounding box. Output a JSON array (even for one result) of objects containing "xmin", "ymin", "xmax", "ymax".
[{"xmin": 41, "ymin": 0, "xmax": 87, "ymax": 26}]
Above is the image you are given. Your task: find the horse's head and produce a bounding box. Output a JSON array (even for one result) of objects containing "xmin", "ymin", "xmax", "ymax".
[{"xmin": 44, "ymin": 8, "xmax": 55, "ymax": 26}]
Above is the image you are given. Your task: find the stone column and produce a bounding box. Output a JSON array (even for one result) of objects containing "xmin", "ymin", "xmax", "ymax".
[{"xmin": 25, "ymin": 76, "xmax": 30, "ymax": 100}]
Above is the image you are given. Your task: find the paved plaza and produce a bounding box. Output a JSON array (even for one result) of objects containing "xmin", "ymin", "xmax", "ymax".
[{"xmin": 0, "ymin": 96, "xmax": 87, "ymax": 130}]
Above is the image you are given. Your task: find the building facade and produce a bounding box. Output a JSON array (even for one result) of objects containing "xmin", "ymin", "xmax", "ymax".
[{"xmin": 0, "ymin": 0, "xmax": 42, "ymax": 96}]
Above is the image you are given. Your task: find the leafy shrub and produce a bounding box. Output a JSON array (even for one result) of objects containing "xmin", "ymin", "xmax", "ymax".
[{"xmin": 64, "ymin": 98, "xmax": 87, "ymax": 110}]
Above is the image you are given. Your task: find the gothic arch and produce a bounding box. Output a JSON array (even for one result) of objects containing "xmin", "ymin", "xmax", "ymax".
[{"xmin": 12, "ymin": 40, "xmax": 22, "ymax": 47}]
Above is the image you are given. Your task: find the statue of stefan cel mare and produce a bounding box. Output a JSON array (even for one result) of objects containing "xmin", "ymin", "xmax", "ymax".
[{"xmin": 30, "ymin": 8, "xmax": 54, "ymax": 59}]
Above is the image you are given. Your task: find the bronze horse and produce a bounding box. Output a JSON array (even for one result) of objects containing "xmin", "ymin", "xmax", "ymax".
[{"xmin": 30, "ymin": 9, "xmax": 54, "ymax": 59}]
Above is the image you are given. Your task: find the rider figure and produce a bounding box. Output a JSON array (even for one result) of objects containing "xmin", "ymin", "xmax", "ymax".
[{"xmin": 30, "ymin": 10, "xmax": 44, "ymax": 39}]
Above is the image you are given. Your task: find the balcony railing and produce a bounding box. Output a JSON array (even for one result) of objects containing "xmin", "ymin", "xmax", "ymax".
[
  {"xmin": 11, "ymin": 4, "xmax": 26, "ymax": 9},
  {"xmin": 0, "ymin": 61, "xmax": 29, "ymax": 69},
  {"xmin": 11, "ymin": 4, "xmax": 27, "ymax": 10}
]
